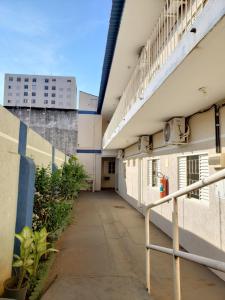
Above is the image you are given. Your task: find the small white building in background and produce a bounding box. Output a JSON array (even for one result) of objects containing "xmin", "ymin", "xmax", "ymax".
[
  {"xmin": 4, "ymin": 73, "xmax": 77, "ymax": 110},
  {"xmin": 98, "ymin": 0, "xmax": 225, "ymax": 281}
]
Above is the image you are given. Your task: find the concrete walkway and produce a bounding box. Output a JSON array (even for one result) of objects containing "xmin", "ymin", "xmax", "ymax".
[{"xmin": 42, "ymin": 191, "xmax": 225, "ymax": 300}]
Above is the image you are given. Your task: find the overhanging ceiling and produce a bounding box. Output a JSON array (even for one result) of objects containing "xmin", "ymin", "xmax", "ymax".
[
  {"xmin": 104, "ymin": 15, "xmax": 225, "ymax": 149},
  {"xmin": 101, "ymin": 0, "xmax": 165, "ymax": 119}
]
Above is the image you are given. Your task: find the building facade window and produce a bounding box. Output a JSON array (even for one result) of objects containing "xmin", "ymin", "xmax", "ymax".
[
  {"xmin": 52, "ymin": 93, "xmax": 56, "ymax": 97},
  {"xmin": 8, "ymin": 99, "xmax": 11, "ymax": 103},
  {"xmin": 32, "ymin": 78, "xmax": 36, "ymax": 82},
  {"xmin": 44, "ymin": 86, "xmax": 48, "ymax": 90},
  {"xmin": 52, "ymin": 86, "xmax": 56, "ymax": 90},
  {"xmin": 17, "ymin": 77, "xmax": 21, "ymax": 82},
  {"xmin": 24, "ymin": 92, "xmax": 28, "ymax": 96},
  {"xmin": 45, "ymin": 78, "xmax": 49, "ymax": 83},
  {"xmin": 32, "ymin": 92, "xmax": 36, "ymax": 96},
  {"xmin": 52, "ymin": 78, "xmax": 56, "ymax": 82},
  {"xmin": 187, "ymin": 155, "xmax": 199, "ymax": 199},
  {"xmin": 32, "ymin": 99, "xmax": 36, "ymax": 104},
  {"xmin": 24, "ymin": 85, "xmax": 28, "ymax": 89},
  {"xmin": 178, "ymin": 154, "xmax": 209, "ymax": 201},
  {"xmin": 9, "ymin": 77, "xmax": 13, "ymax": 81},
  {"xmin": 152, "ymin": 159, "xmax": 159, "ymax": 187},
  {"xmin": 108, "ymin": 161, "xmax": 115, "ymax": 174},
  {"xmin": 147, "ymin": 159, "xmax": 160, "ymax": 187},
  {"xmin": 8, "ymin": 85, "xmax": 11, "ymax": 89},
  {"xmin": 24, "ymin": 99, "xmax": 28, "ymax": 103},
  {"xmin": 51, "ymin": 100, "xmax": 55, "ymax": 104},
  {"xmin": 44, "ymin": 100, "xmax": 48, "ymax": 104},
  {"xmin": 24, "ymin": 78, "xmax": 29, "ymax": 82},
  {"xmin": 67, "ymin": 79, "xmax": 71, "ymax": 83},
  {"xmin": 44, "ymin": 93, "xmax": 48, "ymax": 97}
]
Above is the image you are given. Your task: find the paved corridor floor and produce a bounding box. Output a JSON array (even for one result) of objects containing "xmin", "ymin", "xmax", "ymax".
[{"xmin": 42, "ymin": 191, "xmax": 225, "ymax": 300}]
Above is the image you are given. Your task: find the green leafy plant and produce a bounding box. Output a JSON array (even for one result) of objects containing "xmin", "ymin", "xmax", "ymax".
[
  {"xmin": 13, "ymin": 227, "xmax": 57, "ymax": 289},
  {"xmin": 60, "ymin": 156, "xmax": 89, "ymax": 199},
  {"xmin": 13, "ymin": 227, "xmax": 34, "ymax": 289},
  {"xmin": 33, "ymin": 156, "xmax": 88, "ymax": 233},
  {"xmin": 32, "ymin": 227, "xmax": 58, "ymax": 277}
]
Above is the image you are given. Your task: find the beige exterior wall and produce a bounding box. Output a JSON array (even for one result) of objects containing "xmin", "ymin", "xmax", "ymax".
[
  {"xmin": 77, "ymin": 92, "xmax": 102, "ymax": 191},
  {"xmin": 0, "ymin": 105, "xmax": 67, "ymax": 292},
  {"xmin": 79, "ymin": 91, "xmax": 98, "ymax": 111},
  {"xmin": 117, "ymin": 107, "xmax": 225, "ymax": 280}
]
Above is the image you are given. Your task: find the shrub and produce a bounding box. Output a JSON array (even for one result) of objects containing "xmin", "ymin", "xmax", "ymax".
[
  {"xmin": 32, "ymin": 156, "xmax": 88, "ymax": 233},
  {"xmin": 60, "ymin": 156, "xmax": 89, "ymax": 199}
]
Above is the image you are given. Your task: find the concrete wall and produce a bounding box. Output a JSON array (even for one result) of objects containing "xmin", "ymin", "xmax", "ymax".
[
  {"xmin": 0, "ymin": 105, "xmax": 67, "ymax": 293},
  {"xmin": 117, "ymin": 106, "xmax": 225, "ymax": 280},
  {"xmin": 77, "ymin": 91, "xmax": 102, "ymax": 191},
  {"xmin": 7, "ymin": 107, "xmax": 78, "ymax": 156}
]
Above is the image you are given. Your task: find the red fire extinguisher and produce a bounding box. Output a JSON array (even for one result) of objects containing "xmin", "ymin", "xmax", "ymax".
[{"xmin": 159, "ymin": 174, "xmax": 169, "ymax": 198}]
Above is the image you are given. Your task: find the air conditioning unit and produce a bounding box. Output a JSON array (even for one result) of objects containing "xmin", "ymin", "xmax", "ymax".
[
  {"xmin": 209, "ymin": 153, "xmax": 225, "ymax": 169},
  {"xmin": 138, "ymin": 136, "xmax": 152, "ymax": 153},
  {"xmin": 117, "ymin": 149, "xmax": 124, "ymax": 159},
  {"xmin": 164, "ymin": 117, "xmax": 186, "ymax": 145}
]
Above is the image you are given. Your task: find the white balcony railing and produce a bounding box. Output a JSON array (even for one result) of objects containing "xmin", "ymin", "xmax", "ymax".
[{"xmin": 103, "ymin": 0, "xmax": 208, "ymax": 148}]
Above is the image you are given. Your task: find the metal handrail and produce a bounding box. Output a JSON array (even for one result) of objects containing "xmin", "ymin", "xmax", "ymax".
[{"xmin": 145, "ymin": 167, "xmax": 225, "ymax": 300}]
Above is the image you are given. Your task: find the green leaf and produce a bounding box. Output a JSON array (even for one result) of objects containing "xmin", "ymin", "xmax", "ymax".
[
  {"xmin": 13, "ymin": 260, "xmax": 23, "ymax": 267},
  {"xmin": 15, "ymin": 233, "xmax": 23, "ymax": 243},
  {"xmin": 21, "ymin": 226, "xmax": 33, "ymax": 239}
]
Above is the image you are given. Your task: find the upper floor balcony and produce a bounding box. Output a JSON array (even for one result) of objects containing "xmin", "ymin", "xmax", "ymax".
[{"xmin": 101, "ymin": 0, "xmax": 225, "ymax": 149}]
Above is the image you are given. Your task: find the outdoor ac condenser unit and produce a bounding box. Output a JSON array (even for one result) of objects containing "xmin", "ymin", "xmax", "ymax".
[
  {"xmin": 137, "ymin": 136, "xmax": 152, "ymax": 153},
  {"xmin": 163, "ymin": 117, "xmax": 186, "ymax": 145},
  {"xmin": 117, "ymin": 149, "xmax": 124, "ymax": 159}
]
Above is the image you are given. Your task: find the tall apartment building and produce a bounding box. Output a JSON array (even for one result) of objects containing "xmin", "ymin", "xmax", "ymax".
[
  {"xmin": 99, "ymin": 0, "xmax": 225, "ymax": 286},
  {"xmin": 4, "ymin": 73, "xmax": 77, "ymax": 109},
  {"xmin": 4, "ymin": 74, "xmax": 78, "ymax": 155}
]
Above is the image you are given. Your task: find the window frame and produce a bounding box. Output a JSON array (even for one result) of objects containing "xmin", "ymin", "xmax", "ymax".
[{"xmin": 108, "ymin": 161, "xmax": 115, "ymax": 174}]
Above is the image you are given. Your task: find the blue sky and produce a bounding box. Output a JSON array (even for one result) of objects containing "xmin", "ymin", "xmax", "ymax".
[{"xmin": 0, "ymin": 0, "xmax": 111, "ymax": 104}]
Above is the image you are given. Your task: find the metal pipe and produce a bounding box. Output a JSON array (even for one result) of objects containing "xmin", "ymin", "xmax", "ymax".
[
  {"xmin": 147, "ymin": 244, "xmax": 225, "ymax": 273},
  {"xmin": 146, "ymin": 167, "xmax": 225, "ymax": 210},
  {"xmin": 214, "ymin": 105, "xmax": 221, "ymax": 153}
]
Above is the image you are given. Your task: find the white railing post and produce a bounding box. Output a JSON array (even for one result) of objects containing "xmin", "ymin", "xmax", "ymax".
[
  {"xmin": 172, "ymin": 197, "xmax": 181, "ymax": 300},
  {"xmin": 145, "ymin": 208, "xmax": 151, "ymax": 293}
]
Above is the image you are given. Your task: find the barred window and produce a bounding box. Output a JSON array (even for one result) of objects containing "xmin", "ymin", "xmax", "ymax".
[
  {"xmin": 187, "ymin": 155, "xmax": 199, "ymax": 199},
  {"xmin": 152, "ymin": 159, "xmax": 159, "ymax": 187},
  {"xmin": 108, "ymin": 161, "xmax": 115, "ymax": 174}
]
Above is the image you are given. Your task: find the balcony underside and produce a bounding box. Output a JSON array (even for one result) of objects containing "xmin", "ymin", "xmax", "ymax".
[{"xmin": 103, "ymin": 11, "xmax": 225, "ymax": 149}]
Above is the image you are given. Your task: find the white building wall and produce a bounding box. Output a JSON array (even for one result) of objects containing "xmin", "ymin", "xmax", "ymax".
[
  {"xmin": 4, "ymin": 73, "xmax": 77, "ymax": 110},
  {"xmin": 77, "ymin": 91, "xmax": 102, "ymax": 191},
  {"xmin": 116, "ymin": 106, "xmax": 225, "ymax": 280}
]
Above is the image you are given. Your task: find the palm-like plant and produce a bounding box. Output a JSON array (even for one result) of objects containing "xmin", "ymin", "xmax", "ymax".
[{"xmin": 13, "ymin": 226, "xmax": 58, "ymax": 289}]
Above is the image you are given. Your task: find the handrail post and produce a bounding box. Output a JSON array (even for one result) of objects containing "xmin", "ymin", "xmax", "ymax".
[
  {"xmin": 145, "ymin": 208, "xmax": 151, "ymax": 293},
  {"xmin": 173, "ymin": 197, "xmax": 181, "ymax": 300}
]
